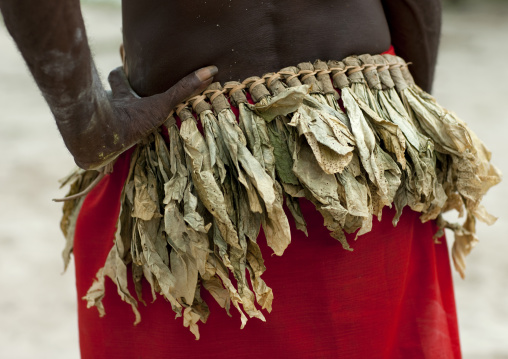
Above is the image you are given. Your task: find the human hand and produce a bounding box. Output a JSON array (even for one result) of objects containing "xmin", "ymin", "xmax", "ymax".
[{"xmin": 75, "ymin": 65, "xmax": 217, "ymax": 170}]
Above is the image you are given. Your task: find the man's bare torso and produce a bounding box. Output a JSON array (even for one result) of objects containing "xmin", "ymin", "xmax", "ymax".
[{"xmin": 122, "ymin": 0, "xmax": 391, "ymax": 97}]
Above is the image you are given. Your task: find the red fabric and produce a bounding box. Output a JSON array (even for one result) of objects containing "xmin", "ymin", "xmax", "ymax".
[{"xmin": 73, "ymin": 46, "xmax": 461, "ymax": 358}]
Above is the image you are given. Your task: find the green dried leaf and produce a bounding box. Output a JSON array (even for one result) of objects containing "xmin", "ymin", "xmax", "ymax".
[
  {"xmin": 341, "ymin": 88, "xmax": 401, "ymax": 206},
  {"xmin": 267, "ymin": 117, "xmax": 300, "ymax": 185}
]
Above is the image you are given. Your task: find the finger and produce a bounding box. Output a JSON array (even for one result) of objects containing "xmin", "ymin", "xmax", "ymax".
[
  {"xmin": 108, "ymin": 67, "xmax": 139, "ymax": 100},
  {"xmin": 146, "ymin": 65, "xmax": 218, "ymax": 113}
]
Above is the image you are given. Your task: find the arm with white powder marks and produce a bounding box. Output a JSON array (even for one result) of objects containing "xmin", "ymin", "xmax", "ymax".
[{"xmin": 0, "ymin": 0, "xmax": 217, "ymax": 169}]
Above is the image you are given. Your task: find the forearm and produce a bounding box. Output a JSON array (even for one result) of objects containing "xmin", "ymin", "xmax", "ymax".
[
  {"xmin": 382, "ymin": 0, "xmax": 442, "ymax": 92},
  {"xmin": 0, "ymin": 0, "xmax": 119, "ymax": 169}
]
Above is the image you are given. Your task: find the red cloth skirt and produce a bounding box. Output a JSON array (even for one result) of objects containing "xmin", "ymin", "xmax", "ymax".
[{"xmin": 73, "ymin": 47, "xmax": 461, "ymax": 358}]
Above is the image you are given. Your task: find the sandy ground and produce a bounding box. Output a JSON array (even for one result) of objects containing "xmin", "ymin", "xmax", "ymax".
[{"xmin": 1, "ymin": 2, "xmax": 507, "ymax": 358}]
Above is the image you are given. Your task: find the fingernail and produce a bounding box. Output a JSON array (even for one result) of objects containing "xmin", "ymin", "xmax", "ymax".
[{"xmin": 196, "ymin": 66, "xmax": 218, "ymax": 82}]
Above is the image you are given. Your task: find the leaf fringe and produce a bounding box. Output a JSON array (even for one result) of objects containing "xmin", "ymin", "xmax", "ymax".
[{"xmin": 59, "ymin": 53, "xmax": 501, "ymax": 338}]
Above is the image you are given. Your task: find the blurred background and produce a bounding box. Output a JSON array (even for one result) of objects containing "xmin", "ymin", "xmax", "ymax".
[{"xmin": 0, "ymin": 0, "xmax": 507, "ymax": 357}]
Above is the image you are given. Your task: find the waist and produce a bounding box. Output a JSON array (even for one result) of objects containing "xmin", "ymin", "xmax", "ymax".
[{"xmin": 121, "ymin": 0, "xmax": 391, "ymax": 97}]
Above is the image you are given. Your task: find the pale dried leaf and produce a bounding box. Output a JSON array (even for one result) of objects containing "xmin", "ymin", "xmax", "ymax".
[
  {"xmin": 179, "ymin": 117, "xmax": 240, "ymax": 249},
  {"xmin": 252, "ymin": 85, "xmax": 309, "ymax": 122}
]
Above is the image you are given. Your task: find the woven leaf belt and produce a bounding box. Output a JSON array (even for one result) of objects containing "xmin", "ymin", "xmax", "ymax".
[{"xmin": 59, "ymin": 53, "xmax": 501, "ymax": 339}]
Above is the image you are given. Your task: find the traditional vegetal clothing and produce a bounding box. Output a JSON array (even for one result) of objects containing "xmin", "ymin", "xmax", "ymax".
[{"xmin": 60, "ymin": 47, "xmax": 499, "ymax": 358}]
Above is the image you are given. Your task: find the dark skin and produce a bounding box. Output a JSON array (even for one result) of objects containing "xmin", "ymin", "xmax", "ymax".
[{"xmin": 0, "ymin": 0, "xmax": 440, "ymax": 170}]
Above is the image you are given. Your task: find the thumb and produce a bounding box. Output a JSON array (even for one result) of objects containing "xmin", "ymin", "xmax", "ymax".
[
  {"xmin": 108, "ymin": 67, "xmax": 140, "ymax": 100},
  {"xmin": 144, "ymin": 65, "xmax": 218, "ymax": 113}
]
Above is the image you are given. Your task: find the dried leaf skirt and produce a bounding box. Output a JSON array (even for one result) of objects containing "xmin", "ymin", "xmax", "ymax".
[{"xmin": 62, "ymin": 48, "xmax": 498, "ymax": 358}]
